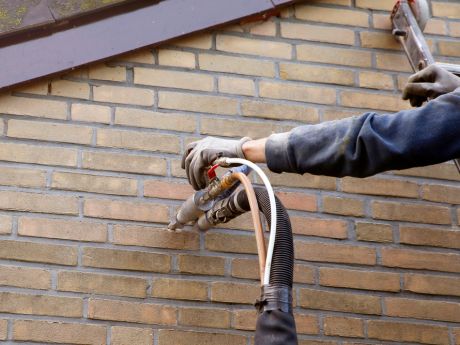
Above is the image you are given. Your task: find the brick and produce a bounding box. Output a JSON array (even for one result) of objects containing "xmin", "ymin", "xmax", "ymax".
[
  {"xmin": 201, "ymin": 117, "xmax": 285, "ymax": 139},
  {"xmin": 72, "ymin": 103, "xmax": 111, "ymax": 124},
  {"xmin": 395, "ymin": 163, "xmax": 460, "ymax": 182},
  {"xmin": 355, "ymin": 222, "xmax": 393, "ymax": 242},
  {"xmin": 115, "ymin": 108, "xmax": 196, "ymax": 132},
  {"xmin": 0, "ymin": 319, "xmax": 5, "ymax": 340},
  {"xmin": 218, "ymin": 76, "xmax": 255, "ymax": 96},
  {"xmin": 178, "ymin": 254, "xmax": 225, "ymax": 276},
  {"xmin": 117, "ymin": 50, "xmax": 154, "ymax": 64},
  {"xmin": 8, "ymin": 119, "xmax": 93, "ymax": 145},
  {"xmin": 295, "ymin": 241, "xmax": 376, "ymax": 265},
  {"xmin": 341, "ymin": 91, "xmax": 410, "ymax": 112},
  {"xmin": 367, "ymin": 320, "xmax": 449, "ymax": 345},
  {"xmin": 404, "ymin": 273, "xmax": 460, "ymax": 297},
  {"xmin": 455, "ymin": 329, "xmax": 460, "ymax": 345},
  {"xmin": 320, "ymin": 267, "xmax": 400, "ymax": 292},
  {"xmin": 211, "ymin": 282, "xmax": 259, "ymax": 304},
  {"xmin": 291, "ymin": 216, "xmax": 348, "ymax": 239},
  {"xmin": 111, "ymin": 326, "xmax": 152, "ymax": 345},
  {"xmin": 438, "ymin": 40, "xmax": 460, "ymax": 58},
  {"xmin": 0, "ymin": 142, "xmax": 77, "ymax": 167},
  {"xmin": 83, "ymin": 247, "xmax": 170, "ymax": 273},
  {"xmin": 297, "ymin": 44, "xmax": 372, "ymax": 67},
  {"xmin": 0, "ymin": 190, "xmax": 78, "ymax": 215},
  {"xmin": 158, "ymin": 330, "xmax": 246, "ymax": 345},
  {"xmin": 360, "ymin": 31, "xmax": 401, "ymax": 51},
  {"xmin": 295, "ymin": 314, "xmax": 320, "ymax": 335},
  {"xmin": 324, "ymin": 316, "xmax": 364, "ymax": 338},
  {"xmin": 423, "ymin": 183, "xmax": 460, "ymax": 204},
  {"xmin": 206, "ymin": 232, "xmax": 257, "ymax": 254},
  {"xmin": 0, "ymin": 95, "xmax": 67, "ymax": 119},
  {"xmin": 84, "ymin": 198, "xmax": 169, "ymax": 223},
  {"xmin": 18, "ymin": 217, "xmax": 107, "ymax": 242},
  {"xmin": 280, "ymin": 62, "xmax": 354, "ymax": 86},
  {"xmin": 16, "ymin": 80, "xmax": 49, "ymax": 95},
  {"xmin": 89, "ymin": 298, "xmax": 176, "ymax": 325},
  {"xmin": 93, "ymin": 85, "xmax": 154, "ymax": 106},
  {"xmin": 372, "ymin": 201, "xmax": 451, "ymax": 225},
  {"xmin": 450, "ymin": 22, "xmax": 460, "ymax": 37},
  {"xmin": 52, "ymin": 171, "xmax": 137, "ymax": 196},
  {"xmin": 0, "ymin": 292, "xmax": 82, "ymax": 317},
  {"xmin": 323, "ymin": 196, "xmax": 365, "ymax": 217},
  {"xmin": 425, "ymin": 18, "xmax": 448, "ymax": 35},
  {"xmin": 0, "ymin": 239, "xmax": 77, "ymax": 265},
  {"xmin": 260, "ymin": 80, "xmax": 336, "ymax": 105},
  {"xmin": 432, "ymin": 2, "xmax": 460, "ymax": 19},
  {"xmin": 381, "ymin": 247, "xmax": 460, "ymax": 273},
  {"xmin": 199, "ymin": 53, "xmax": 275, "ymax": 77},
  {"xmin": 97, "ymin": 128, "xmax": 180, "ymax": 153},
  {"xmin": 144, "ymin": 180, "xmax": 193, "ymax": 200},
  {"xmin": 0, "ymin": 166, "xmax": 46, "ymax": 188},
  {"xmin": 179, "ymin": 307, "xmax": 230, "ymax": 328},
  {"xmin": 299, "ymin": 288, "xmax": 381, "ymax": 315},
  {"xmin": 0, "ymin": 215, "xmax": 12, "ymax": 234},
  {"xmin": 276, "ymin": 191, "xmax": 317, "ymax": 212},
  {"xmin": 135, "ymin": 68, "xmax": 213, "ymax": 92},
  {"xmin": 242, "ymin": 99, "xmax": 318, "ymax": 123},
  {"xmin": 294, "ymin": 264, "xmax": 316, "ymax": 284},
  {"xmin": 158, "ymin": 49, "xmax": 195, "ymax": 68},
  {"xmin": 0, "ymin": 265, "xmax": 50, "ymax": 289},
  {"xmin": 342, "ymin": 177, "xmax": 419, "ymax": 198},
  {"xmin": 376, "ymin": 52, "xmax": 412, "ymax": 72},
  {"xmin": 113, "ymin": 225, "xmax": 199, "ymax": 250},
  {"xmin": 356, "ymin": 0, "xmax": 395, "ymax": 10},
  {"xmin": 89, "ymin": 64, "xmax": 126, "ymax": 81},
  {"xmin": 231, "ymin": 258, "xmax": 261, "ymax": 280},
  {"xmin": 233, "ymin": 309, "xmax": 257, "ymax": 330},
  {"xmin": 309, "ymin": 0, "xmax": 351, "ymax": 4},
  {"xmin": 13, "ymin": 320, "xmax": 106, "ymax": 345},
  {"xmin": 159, "ymin": 90, "xmax": 238, "ymax": 115},
  {"xmin": 82, "ymin": 151, "xmax": 166, "ymax": 175},
  {"xmin": 153, "ymin": 278, "xmax": 208, "ymax": 301},
  {"xmin": 51, "ymin": 79, "xmax": 90, "ymax": 99},
  {"xmin": 216, "ymin": 34, "xmax": 291, "ymax": 59},
  {"xmin": 359, "ymin": 71, "xmax": 394, "ymax": 90},
  {"xmin": 58, "ymin": 271, "xmax": 147, "ymax": 298},
  {"xmin": 323, "ymin": 108, "xmax": 357, "ymax": 121},
  {"xmin": 296, "ymin": 5, "xmax": 368, "ymax": 27},
  {"xmin": 385, "ymin": 297, "xmax": 460, "ymax": 323},
  {"xmin": 400, "ymin": 226, "xmax": 460, "ymax": 249},
  {"xmin": 173, "ymin": 33, "xmax": 213, "ymax": 49},
  {"xmin": 249, "ymin": 20, "xmax": 276, "ymax": 36},
  {"xmin": 281, "ymin": 22, "xmax": 354, "ymax": 45}
]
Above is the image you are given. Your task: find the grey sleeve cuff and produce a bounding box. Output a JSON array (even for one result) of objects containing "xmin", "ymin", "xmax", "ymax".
[{"xmin": 265, "ymin": 132, "xmax": 292, "ymax": 173}]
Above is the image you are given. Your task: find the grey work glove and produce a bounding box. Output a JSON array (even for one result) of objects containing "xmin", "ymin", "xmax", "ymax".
[
  {"xmin": 403, "ymin": 65, "xmax": 460, "ymax": 107},
  {"xmin": 181, "ymin": 136, "xmax": 251, "ymax": 190}
]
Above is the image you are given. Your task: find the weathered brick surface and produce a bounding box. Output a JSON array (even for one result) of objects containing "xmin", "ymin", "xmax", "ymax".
[
  {"xmin": 0, "ymin": 2, "xmax": 457, "ymax": 344},
  {"xmin": 13, "ymin": 320, "xmax": 106, "ymax": 345}
]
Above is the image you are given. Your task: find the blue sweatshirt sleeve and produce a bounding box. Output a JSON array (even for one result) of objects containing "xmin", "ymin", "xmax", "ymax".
[{"xmin": 265, "ymin": 89, "xmax": 460, "ymax": 177}]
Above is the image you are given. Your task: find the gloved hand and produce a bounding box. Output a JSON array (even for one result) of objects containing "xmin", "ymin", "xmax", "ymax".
[
  {"xmin": 403, "ymin": 65, "xmax": 460, "ymax": 107},
  {"xmin": 181, "ymin": 136, "xmax": 251, "ymax": 190}
]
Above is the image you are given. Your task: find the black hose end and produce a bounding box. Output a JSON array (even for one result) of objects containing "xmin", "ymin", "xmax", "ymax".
[{"xmin": 255, "ymin": 284, "xmax": 293, "ymax": 314}]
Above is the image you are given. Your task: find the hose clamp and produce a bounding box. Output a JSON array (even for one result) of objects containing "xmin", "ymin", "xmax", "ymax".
[{"xmin": 255, "ymin": 284, "xmax": 292, "ymax": 314}]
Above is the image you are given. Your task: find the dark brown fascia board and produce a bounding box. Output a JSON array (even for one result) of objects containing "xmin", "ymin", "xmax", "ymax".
[{"xmin": 0, "ymin": 0, "xmax": 297, "ymax": 92}]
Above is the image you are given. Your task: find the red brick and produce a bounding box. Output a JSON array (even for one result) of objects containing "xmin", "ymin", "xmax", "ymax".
[
  {"xmin": 385, "ymin": 297, "xmax": 460, "ymax": 323},
  {"xmin": 299, "ymin": 288, "xmax": 381, "ymax": 315},
  {"xmin": 382, "ymin": 247, "xmax": 460, "ymax": 273},
  {"xmin": 367, "ymin": 320, "xmax": 449, "ymax": 345},
  {"xmin": 88, "ymin": 298, "xmax": 176, "ymax": 325},
  {"xmin": 295, "ymin": 241, "xmax": 376, "ymax": 265},
  {"xmin": 291, "ymin": 216, "xmax": 348, "ymax": 239},
  {"xmin": 320, "ymin": 267, "xmax": 400, "ymax": 292},
  {"xmin": 400, "ymin": 226, "xmax": 460, "ymax": 249},
  {"xmin": 144, "ymin": 180, "xmax": 194, "ymax": 200},
  {"xmin": 113, "ymin": 225, "xmax": 199, "ymax": 250},
  {"xmin": 404, "ymin": 273, "xmax": 460, "ymax": 297},
  {"xmin": 372, "ymin": 201, "xmax": 451, "ymax": 225}
]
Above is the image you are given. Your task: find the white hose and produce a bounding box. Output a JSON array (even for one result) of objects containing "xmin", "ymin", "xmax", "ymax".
[{"xmin": 222, "ymin": 158, "xmax": 276, "ymax": 285}]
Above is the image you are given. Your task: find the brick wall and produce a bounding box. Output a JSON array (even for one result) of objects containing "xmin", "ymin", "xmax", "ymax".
[{"xmin": 0, "ymin": 0, "xmax": 459, "ymax": 344}]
